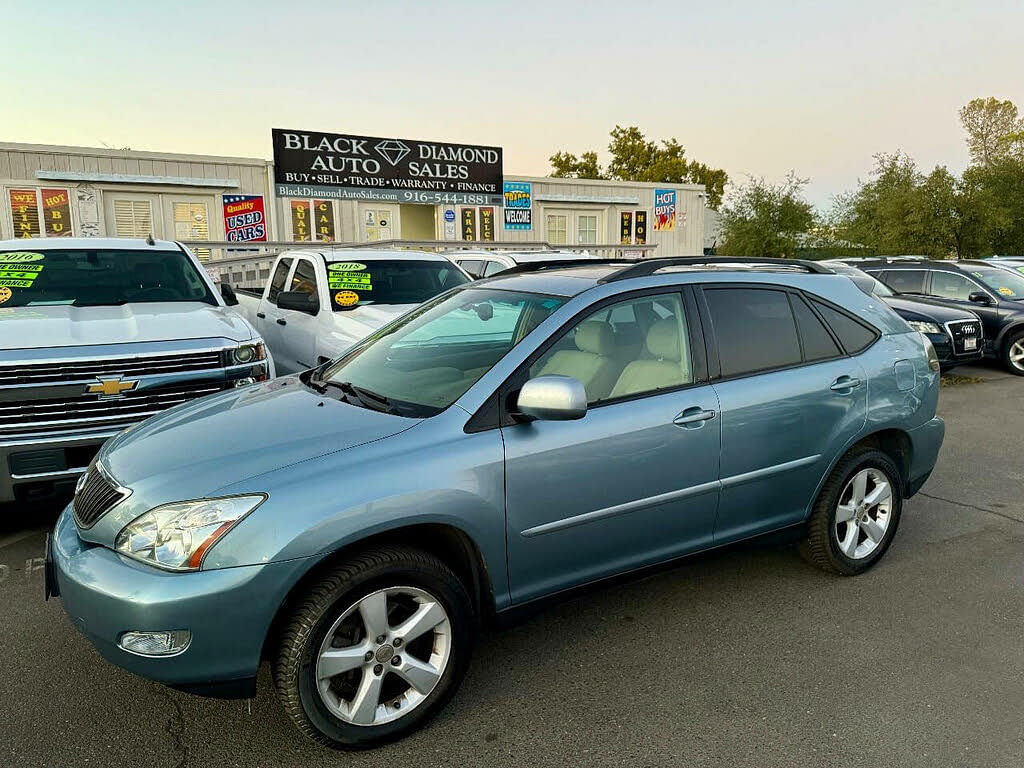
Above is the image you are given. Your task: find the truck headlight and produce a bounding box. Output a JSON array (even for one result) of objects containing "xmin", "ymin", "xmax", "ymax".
[
  {"xmin": 114, "ymin": 494, "xmax": 266, "ymax": 571},
  {"xmin": 231, "ymin": 342, "xmax": 265, "ymax": 365},
  {"xmin": 907, "ymin": 321, "xmax": 942, "ymax": 335}
]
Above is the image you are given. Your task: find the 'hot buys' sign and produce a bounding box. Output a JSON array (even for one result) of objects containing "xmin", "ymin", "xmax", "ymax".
[{"xmin": 222, "ymin": 195, "xmax": 268, "ymax": 242}]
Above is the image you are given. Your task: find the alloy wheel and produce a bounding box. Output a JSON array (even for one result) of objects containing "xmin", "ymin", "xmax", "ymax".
[
  {"xmin": 315, "ymin": 586, "xmax": 452, "ymax": 726},
  {"xmin": 1009, "ymin": 339, "xmax": 1024, "ymax": 372},
  {"xmin": 833, "ymin": 468, "xmax": 893, "ymax": 560}
]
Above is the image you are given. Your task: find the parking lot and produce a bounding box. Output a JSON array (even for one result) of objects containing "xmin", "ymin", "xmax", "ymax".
[{"xmin": 0, "ymin": 362, "xmax": 1021, "ymax": 768}]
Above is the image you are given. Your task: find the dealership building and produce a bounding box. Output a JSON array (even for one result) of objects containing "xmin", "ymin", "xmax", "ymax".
[{"xmin": 0, "ymin": 137, "xmax": 707, "ymax": 256}]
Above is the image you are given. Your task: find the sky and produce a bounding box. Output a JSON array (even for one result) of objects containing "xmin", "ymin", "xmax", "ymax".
[{"xmin": 3, "ymin": 0, "xmax": 1024, "ymax": 208}]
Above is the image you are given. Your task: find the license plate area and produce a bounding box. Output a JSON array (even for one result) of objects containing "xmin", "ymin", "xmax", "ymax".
[{"xmin": 964, "ymin": 337, "xmax": 978, "ymax": 351}]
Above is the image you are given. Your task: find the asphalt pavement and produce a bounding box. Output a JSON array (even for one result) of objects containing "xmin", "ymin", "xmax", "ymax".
[{"xmin": 1, "ymin": 362, "xmax": 1021, "ymax": 768}]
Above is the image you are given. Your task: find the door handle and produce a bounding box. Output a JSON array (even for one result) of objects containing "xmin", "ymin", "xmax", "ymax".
[
  {"xmin": 673, "ymin": 407, "xmax": 716, "ymax": 428},
  {"xmin": 830, "ymin": 376, "xmax": 861, "ymax": 392},
  {"xmin": 256, "ymin": 312, "xmax": 266, "ymax": 319},
  {"xmin": 277, "ymin": 318, "xmax": 287, "ymax": 326}
]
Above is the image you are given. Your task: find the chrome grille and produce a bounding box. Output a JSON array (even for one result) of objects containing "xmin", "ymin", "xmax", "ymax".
[
  {"xmin": 73, "ymin": 464, "xmax": 129, "ymax": 528},
  {"xmin": 947, "ymin": 320, "xmax": 982, "ymax": 356},
  {"xmin": 0, "ymin": 350, "xmax": 223, "ymax": 386},
  {"xmin": 0, "ymin": 381, "xmax": 228, "ymax": 435}
]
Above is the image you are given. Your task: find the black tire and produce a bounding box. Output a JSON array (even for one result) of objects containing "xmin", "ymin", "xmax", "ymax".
[
  {"xmin": 799, "ymin": 447, "xmax": 904, "ymax": 576},
  {"xmin": 1001, "ymin": 329, "xmax": 1024, "ymax": 376},
  {"xmin": 272, "ymin": 546, "xmax": 475, "ymax": 749}
]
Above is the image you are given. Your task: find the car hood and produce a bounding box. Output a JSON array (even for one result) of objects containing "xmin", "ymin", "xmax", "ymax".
[
  {"xmin": 0, "ymin": 302, "xmax": 255, "ymax": 350},
  {"xmin": 100, "ymin": 376, "xmax": 419, "ymax": 500},
  {"xmin": 882, "ymin": 295, "xmax": 979, "ymax": 322}
]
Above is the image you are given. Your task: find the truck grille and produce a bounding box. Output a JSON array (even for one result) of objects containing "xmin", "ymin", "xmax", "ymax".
[
  {"xmin": 0, "ymin": 381, "xmax": 229, "ymax": 435},
  {"xmin": 947, "ymin": 320, "xmax": 982, "ymax": 356},
  {"xmin": 73, "ymin": 463, "xmax": 129, "ymax": 528},
  {"xmin": 0, "ymin": 350, "xmax": 222, "ymax": 386}
]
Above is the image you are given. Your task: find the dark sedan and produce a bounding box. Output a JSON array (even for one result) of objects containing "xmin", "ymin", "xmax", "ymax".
[{"xmin": 825, "ymin": 262, "xmax": 983, "ymax": 371}]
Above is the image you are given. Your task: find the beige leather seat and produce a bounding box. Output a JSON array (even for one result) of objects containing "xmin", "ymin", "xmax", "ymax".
[
  {"xmin": 610, "ymin": 318, "xmax": 690, "ymax": 398},
  {"xmin": 536, "ymin": 321, "xmax": 620, "ymax": 401}
]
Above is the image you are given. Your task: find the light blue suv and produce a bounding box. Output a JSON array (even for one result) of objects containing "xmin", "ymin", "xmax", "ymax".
[{"xmin": 48, "ymin": 257, "xmax": 945, "ymax": 748}]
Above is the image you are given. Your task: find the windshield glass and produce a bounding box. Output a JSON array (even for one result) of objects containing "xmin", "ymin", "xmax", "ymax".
[
  {"xmin": 319, "ymin": 288, "xmax": 565, "ymax": 416},
  {"xmin": 970, "ymin": 267, "xmax": 1024, "ymax": 300},
  {"xmin": 0, "ymin": 248, "xmax": 215, "ymax": 307},
  {"xmin": 325, "ymin": 259, "xmax": 469, "ymax": 310}
]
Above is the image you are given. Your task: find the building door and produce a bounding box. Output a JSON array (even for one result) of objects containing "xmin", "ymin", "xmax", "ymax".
[
  {"xmin": 362, "ymin": 207, "xmax": 396, "ymax": 241},
  {"xmin": 165, "ymin": 197, "xmax": 213, "ymax": 261},
  {"xmin": 105, "ymin": 194, "xmax": 162, "ymax": 239}
]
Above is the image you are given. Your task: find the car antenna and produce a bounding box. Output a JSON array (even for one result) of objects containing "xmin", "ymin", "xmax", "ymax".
[{"xmin": 145, "ymin": 233, "xmax": 155, "ymax": 246}]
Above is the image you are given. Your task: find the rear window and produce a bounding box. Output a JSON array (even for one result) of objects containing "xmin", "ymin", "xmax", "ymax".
[
  {"xmin": 791, "ymin": 295, "xmax": 842, "ymax": 361},
  {"xmin": 879, "ymin": 269, "xmax": 927, "ymax": 294},
  {"xmin": 705, "ymin": 288, "xmax": 802, "ymax": 377},
  {"xmin": 325, "ymin": 259, "xmax": 469, "ymax": 310},
  {"xmin": 0, "ymin": 248, "xmax": 214, "ymax": 307},
  {"xmin": 810, "ymin": 299, "xmax": 878, "ymax": 354}
]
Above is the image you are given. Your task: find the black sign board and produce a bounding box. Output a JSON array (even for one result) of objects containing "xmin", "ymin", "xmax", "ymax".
[
  {"xmin": 634, "ymin": 210, "xmax": 648, "ymax": 245},
  {"xmin": 273, "ymin": 129, "xmax": 504, "ymax": 206},
  {"xmin": 620, "ymin": 211, "xmax": 632, "ymax": 244},
  {"xmin": 461, "ymin": 208, "xmax": 476, "ymax": 240}
]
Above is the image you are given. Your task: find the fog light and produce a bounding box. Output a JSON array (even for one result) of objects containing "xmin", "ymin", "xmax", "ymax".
[
  {"xmin": 119, "ymin": 630, "xmax": 191, "ymax": 657},
  {"xmin": 234, "ymin": 377, "xmax": 256, "ymax": 388}
]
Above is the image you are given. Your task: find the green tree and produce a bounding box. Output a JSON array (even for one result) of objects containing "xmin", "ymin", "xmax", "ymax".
[
  {"xmin": 548, "ymin": 125, "xmax": 728, "ymax": 208},
  {"xmin": 717, "ymin": 172, "xmax": 815, "ymax": 258},
  {"xmin": 959, "ymin": 97, "xmax": 1024, "ymax": 165}
]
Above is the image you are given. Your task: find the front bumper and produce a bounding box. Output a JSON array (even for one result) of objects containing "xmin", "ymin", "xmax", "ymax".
[
  {"xmin": 50, "ymin": 505, "xmax": 312, "ymax": 696},
  {"xmin": 927, "ymin": 332, "xmax": 983, "ymax": 370},
  {"xmin": 905, "ymin": 416, "xmax": 945, "ymax": 497},
  {"xmin": 0, "ymin": 426, "xmax": 119, "ymax": 504}
]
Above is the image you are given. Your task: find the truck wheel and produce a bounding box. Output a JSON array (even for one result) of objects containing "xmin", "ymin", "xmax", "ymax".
[
  {"xmin": 799, "ymin": 448, "xmax": 903, "ymax": 576},
  {"xmin": 273, "ymin": 546, "xmax": 475, "ymax": 749},
  {"xmin": 1002, "ymin": 330, "xmax": 1024, "ymax": 375}
]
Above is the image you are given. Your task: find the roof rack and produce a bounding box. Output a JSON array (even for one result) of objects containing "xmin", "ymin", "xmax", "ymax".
[
  {"xmin": 599, "ymin": 256, "xmax": 834, "ymax": 283},
  {"xmin": 498, "ymin": 258, "xmax": 639, "ymax": 275}
]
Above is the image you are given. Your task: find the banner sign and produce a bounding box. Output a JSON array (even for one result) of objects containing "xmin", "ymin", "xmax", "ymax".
[
  {"xmin": 273, "ymin": 128, "xmax": 503, "ymax": 206},
  {"xmin": 503, "ymin": 181, "xmax": 532, "ymax": 230},
  {"xmin": 654, "ymin": 189, "xmax": 676, "ymax": 231},
  {"xmin": 222, "ymin": 195, "xmax": 268, "ymax": 242},
  {"xmin": 461, "ymin": 208, "xmax": 476, "ymax": 241},
  {"xmin": 479, "ymin": 207, "xmax": 495, "ymax": 241},
  {"xmin": 634, "ymin": 210, "xmax": 648, "ymax": 244},
  {"xmin": 290, "ymin": 200, "xmax": 312, "ymax": 241},
  {"xmin": 9, "ymin": 190, "xmax": 41, "ymax": 239},
  {"xmin": 314, "ymin": 200, "xmax": 335, "ymax": 241},
  {"xmin": 620, "ymin": 211, "xmax": 633, "ymax": 244},
  {"xmin": 41, "ymin": 188, "xmax": 73, "ymax": 237}
]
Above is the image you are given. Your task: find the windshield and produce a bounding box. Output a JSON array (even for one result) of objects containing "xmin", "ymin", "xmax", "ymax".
[
  {"xmin": 970, "ymin": 267, "xmax": 1024, "ymax": 300},
  {"xmin": 318, "ymin": 287, "xmax": 565, "ymax": 416},
  {"xmin": 0, "ymin": 248, "xmax": 215, "ymax": 307},
  {"xmin": 325, "ymin": 259, "xmax": 469, "ymax": 310}
]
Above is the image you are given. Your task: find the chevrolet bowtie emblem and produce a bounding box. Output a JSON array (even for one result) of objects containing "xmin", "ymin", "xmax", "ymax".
[{"xmin": 87, "ymin": 376, "xmax": 139, "ymax": 398}]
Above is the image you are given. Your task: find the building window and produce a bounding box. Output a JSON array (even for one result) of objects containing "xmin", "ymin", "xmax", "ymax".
[
  {"xmin": 577, "ymin": 213, "xmax": 598, "ymax": 245},
  {"xmin": 112, "ymin": 199, "xmax": 154, "ymax": 238},
  {"xmin": 546, "ymin": 213, "xmax": 567, "ymax": 244},
  {"xmin": 7, "ymin": 187, "xmax": 74, "ymax": 238},
  {"xmin": 173, "ymin": 202, "xmax": 211, "ymax": 261}
]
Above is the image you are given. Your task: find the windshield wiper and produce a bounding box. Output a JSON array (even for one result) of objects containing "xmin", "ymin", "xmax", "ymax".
[{"xmin": 327, "ymin": 381, "xmax": 401, "ymax": 415}]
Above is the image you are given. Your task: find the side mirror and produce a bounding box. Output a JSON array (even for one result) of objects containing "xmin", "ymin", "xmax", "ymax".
[
  {"xmin": 277, "ymin": 290, "xmax": 319, "ymax": 314},
  {"xmin": 220, "ymin": 282, "xmax": 239, "ymax": 306},
  {"xmin": 516, "ymin": 375, "xmax": 587, "ymax": 421},
  {"xmin": 968, "ymin": 291, "xmax": 994, "ymax": 306}
]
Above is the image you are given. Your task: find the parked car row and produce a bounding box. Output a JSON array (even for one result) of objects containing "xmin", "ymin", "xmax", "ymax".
[{"xmin": 45, "ymin": 252, "xmax": 946, "ymax": 748}]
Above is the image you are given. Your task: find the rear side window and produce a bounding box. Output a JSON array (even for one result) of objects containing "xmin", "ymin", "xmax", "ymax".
[
  {"xmin": 880, "ymin": 269, "xmax": 927, "ymax": 294},
  {"xmin": 482, "ymin": 260, "xmax": 507, "ymax": 277},
  {"xmin": 810, "ymin": 300, "xmax": 878, "ymax": 354},
  {"xmin": 790, "ymin": 295, "xmax": 842, "ymax": 361},
  {"xmin": 458, "ymin": 259, "xmax": 483, "ymax": 278},
  {"xmin": 267, "ymin": 258, "xmax": 292, "ymax": 302},
  {"xmin": 705, "ymin": 288, "xmax": 802, "ymax": 377}
]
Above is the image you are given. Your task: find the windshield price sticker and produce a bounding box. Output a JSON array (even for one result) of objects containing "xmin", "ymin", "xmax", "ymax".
[
  {"xmin": 327, "ymin": 262, "xmax": 366, "ymax": 272},
  {"xmin": 0, "ymin": 287, "xmax": 10, "ymax": 304},
  {"xmin": 328, "ymin": 271, "xmax": 372, "ymax": 291},
  {"xmin": 998, "ymin": 286, "xmax": 1014, "ymax": 296},
  {"xmin": 0, "ymin": 252, "xmax": 44, "ymax": 263},
  {"xmin": 334, "ymin": 290, "xmax": 360, "ymax": 307}
]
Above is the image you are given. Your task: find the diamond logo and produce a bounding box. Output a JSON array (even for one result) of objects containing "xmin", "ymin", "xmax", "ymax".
[{"xmin": 375, "ymin": 139, "xmax": 411, "ymax": 166}]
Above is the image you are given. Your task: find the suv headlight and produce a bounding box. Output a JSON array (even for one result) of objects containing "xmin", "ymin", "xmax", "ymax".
[
  {"xmin": 230, "ymin": 342, "xmax": 265, "ymax": 365},
  {"xmin": 907, "ymin": 321, "xmax": 942, "ymax": 335},
  {"xmin": 114, "ymin": 494, "xmax": 266, "ymax": 571}
]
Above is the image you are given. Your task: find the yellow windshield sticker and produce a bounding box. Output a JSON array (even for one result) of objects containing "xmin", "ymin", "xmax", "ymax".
[
  {"xmin": 327, "ymin": 262, "xmax": 366, "ymax": 272},
  {"xmin": 0, "ymin": 287, "xmax": 10, "ymax": 304},
  {"xmin": 0, "ymin": 261, "xmax": 43, "ymax": 289},
  {"xmin": 328, "ymin": 271, "xmax": 372, "ymax": 292},
  {"xmin": 998, "ymin": 286, "xmax": 1014, "ymax": 296},
  {"xmin": 334, "ymin": 290, "xmax": 360, "ymax": 307},
  {"xmin": 0, "ymin": 252, "xmax": 44, "ymax": 263}
]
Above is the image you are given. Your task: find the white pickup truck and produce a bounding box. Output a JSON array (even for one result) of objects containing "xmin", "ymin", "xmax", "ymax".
[
  {"xmin": 232, "ymin": 249, "xmax": 470, "ymax": 375},
  {"xmin": 0, "ymin": 237, "xmax": 272, "ymax": 505}
]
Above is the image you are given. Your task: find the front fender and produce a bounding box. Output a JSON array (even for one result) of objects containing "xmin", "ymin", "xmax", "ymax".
[{"xmin": 204, "ymin": 409, "xmax": 511, "ymax": 610}]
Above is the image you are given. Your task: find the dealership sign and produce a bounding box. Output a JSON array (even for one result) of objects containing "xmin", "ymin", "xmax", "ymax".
[
  {"xmin": 272, "ymin": 129, "xmax": 503, "ymax": 206},
  {"xmin": 222, "ymin": 195, "xmax": 267, "ymax": 242}
]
